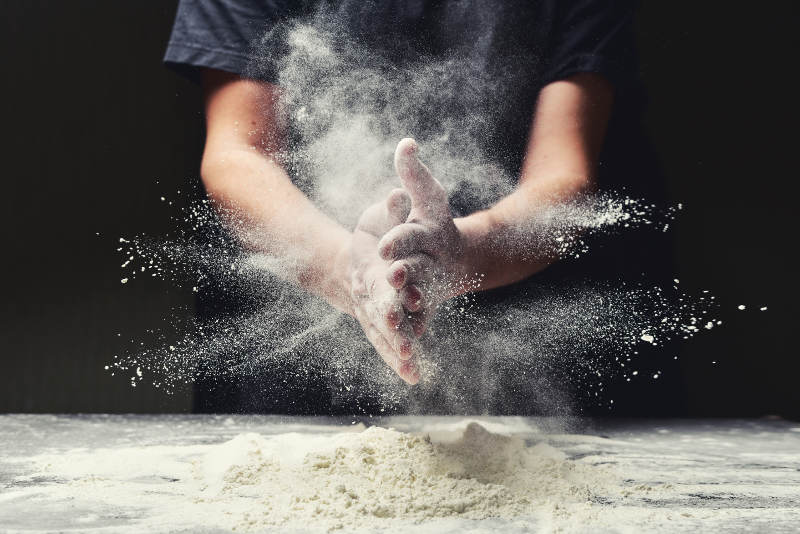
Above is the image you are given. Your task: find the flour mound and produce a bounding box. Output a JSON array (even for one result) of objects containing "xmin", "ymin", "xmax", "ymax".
[{"xmin": 195, "ymin": 422, "xmax": 617, "ymax": 531}]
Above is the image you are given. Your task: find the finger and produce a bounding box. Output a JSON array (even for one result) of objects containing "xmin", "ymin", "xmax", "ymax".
[
  {"xmin": 354, "ymin": 305, "xmax": 400, "ymax": 369},
  {"xmin": 385, "ymin": 188, "xmax": 412, "ymax": 227},
  {"xmin": 355, "ymin": 189, "xmax": 411, "ymax": 237},
  {"xmin": 409, "ymin": 308, "xmax": 431, "ymax": 337},
  {"xmin": 400, "ymin": 285, "xmax": 423, "ymax": 313},
  {"xmin": 378, "ymin": 223, "xmax": 431, "ymax": 261},
  {"xmin": 372, "ymin": 296, "xmax": 417, "ymax": 360},
  {"xmin": 394, "ymin": 138, "xmax": 448, "ymax": 219},
  {"xmin": 355, "ymin": 202, "xmax": 385, "ymax": 235},
  {"xmin": 398, "ymin": 358, "xmax": 421, "ymax": 385},
  {"xmin": 387, "ymin": 254, "xmax": 435, "ymax": 288},
  {"xmin": 356, "ymin": 307, "xmax": 419, "ymax": 385},
  {"xmin": 367, "ymin": 325, "xmax": 411, "ymax": 382},
  {"xmin": 363, "ymin": 274, "xmax": 416, "ymax": 360}
]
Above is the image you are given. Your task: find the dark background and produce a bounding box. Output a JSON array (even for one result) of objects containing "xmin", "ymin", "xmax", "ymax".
[{"xmin": 0, "ymin": 1, "xmax": 796, "ymax": 417}]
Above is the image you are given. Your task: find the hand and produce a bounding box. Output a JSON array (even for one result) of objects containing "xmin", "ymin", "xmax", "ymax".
[
  {"xmin": 349, "ymin": 188, "xmax": 421, "ymax": 385},
  {"xmin": 377, "ymin": 138, "xmax": 471, "ymax": 334}
]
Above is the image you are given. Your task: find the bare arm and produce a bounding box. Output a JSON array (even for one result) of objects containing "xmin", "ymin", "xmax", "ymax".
[
  {"xmin": 378, "ymin": 73, "xmax": 613, "ymax": 306},
  {"xmin": 199, "ymin": 69, "xmax": 353, "ymax": 313},
  {"xmin": 200, "ymin": 69, "xmax": 420, "ymax": 383},
  {"xmin": 455, "ymin": 73, "xmax": 613, "ymax": 292}
]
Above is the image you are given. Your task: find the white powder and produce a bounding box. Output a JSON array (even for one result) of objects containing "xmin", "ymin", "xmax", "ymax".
[
  {"xmin": 195, "ymin": 422, "xmax": 618, "ymax": 531},
  {"xmin": 11, "ymin": 418, "xmax": 799, "ymax": 533}
]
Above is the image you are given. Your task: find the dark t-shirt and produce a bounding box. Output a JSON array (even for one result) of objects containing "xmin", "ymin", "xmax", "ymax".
[
  {"xmin": 165, "ymin": 0, "xmax": 661, "ymax": 227},
  {"xmin": 166, "ymin": 0, "xmax": 637, "ymax": 179},
  {"xmin": 165, "ymin": 0, "xmax": 637, "ymax": 86},
  {"xmin": 164, "ymin": 1, "xmax": 679, "ymax": 415}
]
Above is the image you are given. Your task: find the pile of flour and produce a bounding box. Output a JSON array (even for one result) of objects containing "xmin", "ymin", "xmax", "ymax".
[
  {"xmin": 9, "ymin": 417, "xmax": 800, "ymax": 533},
  {"xmin": 194, "ymin": 422, "xmax": 618, "ymax": 531}
]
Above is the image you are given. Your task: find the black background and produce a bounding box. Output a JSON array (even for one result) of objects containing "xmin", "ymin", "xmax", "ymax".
[{"xmin": 0, "ymin": 1, "xmax": 796, "ymax": 417}]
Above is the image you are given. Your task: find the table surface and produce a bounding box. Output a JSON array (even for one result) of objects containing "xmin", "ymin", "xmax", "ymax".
[{"xmin": 1, "ymin": 414, "xmax": 799, "ymax": 533}]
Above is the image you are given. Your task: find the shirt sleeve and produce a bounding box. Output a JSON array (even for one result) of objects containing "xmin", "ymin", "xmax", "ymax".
[
  {"xmin": 163, "ymin": 0, "xmax": 297, "ymax": 83},
  {"xmin": 541, "ymin": 0, "xmax": 638, "ymax": 88}
]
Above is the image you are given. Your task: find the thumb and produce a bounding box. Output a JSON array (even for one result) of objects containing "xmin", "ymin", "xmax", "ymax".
[{"xmin": 394, "ymin": 138, "xmax": 448, "ymax": 218}]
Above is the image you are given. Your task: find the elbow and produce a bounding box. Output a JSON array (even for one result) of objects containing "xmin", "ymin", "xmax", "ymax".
[
  {"xmin": 199, "ymin": 147, "xmax": 242, "ymax": 202},
  {"xmin": 199, "ymin": 149, "xmax": 224, "ymax": 191},
  {"xmin": 199, "ymin": 154, "xmax": 223, "ymax": 203}
]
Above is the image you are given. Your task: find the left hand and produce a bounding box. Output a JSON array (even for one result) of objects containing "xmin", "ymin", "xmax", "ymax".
[{"xmin": 349, "ymin": 187, "xmax": 421, "ymax": 384}]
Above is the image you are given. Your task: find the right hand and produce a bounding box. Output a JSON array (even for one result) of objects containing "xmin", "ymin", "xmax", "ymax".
[{"xmin": 378, "ymin": 138, "xmax": 469, "ymax": 336}]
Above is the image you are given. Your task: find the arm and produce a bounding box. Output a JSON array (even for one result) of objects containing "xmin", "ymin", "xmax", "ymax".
[
  {"xmin": 455, "ymin": 73, "xmax": 613, "ymax": 292},
  {"xmin": 200, "ymin": 69, "xmax": 419, "ymax": 383},
  {"xmin": 199, "ymin": 69, "xmax": 353, "ymax": 313},
  {"xmin": 378, "ymin": 73, "xmax": 613, "ymax": 305}
]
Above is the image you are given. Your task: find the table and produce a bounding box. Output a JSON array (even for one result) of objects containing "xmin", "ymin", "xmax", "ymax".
[{"xmin": 1, "ymin": 415, "xmax": 799, "ymax": 533}]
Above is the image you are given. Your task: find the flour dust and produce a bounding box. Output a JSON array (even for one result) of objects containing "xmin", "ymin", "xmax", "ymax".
[
  {"xmin": 4, "ymin": 420, "xmax": 636, "ymax": 533},
  {"xmin": 110, "ymin": 190, "xmax": 715, "ymax": 414},
  {"xmin": 110, "ymin": 8, "xmax": 724, "ymax": 413}
]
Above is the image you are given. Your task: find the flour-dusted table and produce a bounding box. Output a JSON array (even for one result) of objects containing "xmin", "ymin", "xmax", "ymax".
[{"xmin": 1, "ymin": 415, "xmax": 799, "ymax": 533}]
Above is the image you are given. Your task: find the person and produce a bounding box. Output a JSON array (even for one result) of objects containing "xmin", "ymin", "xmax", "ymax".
[{"xmin": 165, "ymin": 0, "xmax": 678, "ymax": 414}]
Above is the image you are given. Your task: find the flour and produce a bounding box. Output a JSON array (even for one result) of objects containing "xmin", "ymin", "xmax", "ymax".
[
  {"xmin": 9, "ymin": 421, "xmax": 623, "ymax": 532},
  {"xmin": 194, "ymin": 422, "xmax": 618, "ymax": 531},
  {"xmin": 10, "ymin": 416, "xmax": 797, "ymax": 533},
  {"xmin": 109, "ymin": 5, "xmax": 726, "ymax": 413}
]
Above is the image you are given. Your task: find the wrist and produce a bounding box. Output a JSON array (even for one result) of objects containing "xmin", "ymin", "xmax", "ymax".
[
  {"xmin": 294, "ymin": 228, "xmax": 353, "ymax": 315},
  {"xmin": 450, "ymin": 213, "xmax": 491, "ymax": 298},
  {"xmin": 326, "ymin": 232, "xmax": 355, "ymax": 316}
]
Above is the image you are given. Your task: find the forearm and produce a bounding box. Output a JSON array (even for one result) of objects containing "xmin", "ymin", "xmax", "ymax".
[
  {"xmin": 452, "ymin": 74, "xmax": 611, "ymax": 296},
  {"xmin": 201, "ymin": 147, "xmax": 353, "ymax": 314},
  {"xmin": 453, "ymin": 172, "xmax": 591, "ymax": 294}
]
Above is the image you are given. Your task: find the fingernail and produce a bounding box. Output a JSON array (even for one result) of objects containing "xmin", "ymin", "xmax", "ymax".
[
  {"xmin": 392, "ymin": 266, "xmax": 406, "ymax": 286},
  {"xmin": 409, "ymin": 286, "xmax": 421, "ymax": 303},
  {"xmin": 407, "ymin": 364, "xmax": 420, "ymax": 384},
  {"xmin": 399, "ymin": 359, "xmax": 420, "ymax": 384}
]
